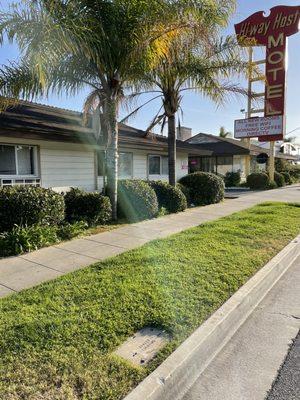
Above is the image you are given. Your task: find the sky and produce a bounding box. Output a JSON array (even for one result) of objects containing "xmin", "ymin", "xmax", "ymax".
[{"xmin": 0, "ymin": 0, "xmax": 300, "ymax": 140}]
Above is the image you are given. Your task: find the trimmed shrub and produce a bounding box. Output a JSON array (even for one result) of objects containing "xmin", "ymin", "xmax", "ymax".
[
  {"xmin": 0, "ymin": 186, "xmax": 64, "ymax": 233},
  {"xmin": 179, "ymin": 172, "xmax": 225, "ymax": 206},
  {"xmin": 176, "ymin": 183, "xmax": 191, "ymax": 207},
  {"xmin": 65, "ymin": 188, "xmax": 112, "ymax": 226},
  {"xmin": 0, "ymin": 224, "xmax": 60, "ymax": 257},
  {"xmin": 274, "ymin": 171, "xmax": 285, "ymax": 187},
  {"xmin": 224, "ymin": 171, "xmax": 241, "ymax": 188},
  {"xmin": 281, "ymin": 171, "xmax": 292, "ymax": 185},
  {"xmin": 118, "ymin": 179, "xmax": 158, "ymax": 222},
  {"xmin": 267, "ymin": 181, "xmax": 278, "ymax": 190},
  {"xmin": 289, "ymin": 167, "xmax": 300, "ymax": 182},
  {"xmin": 148, "ymin": 180, "xmax": 187, "ymax": 213},
  {"xmin": 246, "ymin": 173, "xmax": 270, "ymax": 190}
]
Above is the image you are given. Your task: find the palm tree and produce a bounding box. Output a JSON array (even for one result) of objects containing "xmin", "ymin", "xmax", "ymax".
[
  {"xmin": 0, "ymin": 0, "xmax": 210, "ymax": 219},
  {"xmin": 219, "ymin": 126, "xmax": 232, "ymax": 138},
  {"xmin": 126, "ymin": 35, "xmax": 247, "ymax": 186}
]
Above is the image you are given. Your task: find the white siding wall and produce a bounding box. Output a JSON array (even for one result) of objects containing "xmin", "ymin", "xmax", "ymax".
[
  {"xmin": 132, "ymin": 151, "xmax": 147, "ymax": 179},
  {"xmin": 1, "ymin": 136, "xmax": 189, "ymax": 192},
  {"xmin": 0, "ymin": 137, "xmax": 96, "ymax": 192},
  {"xmin": 97, "ymin": 149, "xmax": 189, "ymax": 190},
  {"xmin": 40, "ymin": 146, "xmax": 95, "ymax": 191},
  {"xmin": 176, "ymin": 154, "xmax": 189, "ymax": 180}
]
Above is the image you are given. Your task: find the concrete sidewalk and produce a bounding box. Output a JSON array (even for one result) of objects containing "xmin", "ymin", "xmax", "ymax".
[{"xmin": 0, "ymin": 184, "xmax": 299, "ymax": 298}]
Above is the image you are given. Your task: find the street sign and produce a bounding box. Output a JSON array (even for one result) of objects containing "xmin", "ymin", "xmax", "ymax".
[
  {"xmin": 234, "ymin": 115, "xmax": 284, "ymax": 139},
  {"xmin": 257, "ymin": 153, "xmax": 269, "ymax": 164}
]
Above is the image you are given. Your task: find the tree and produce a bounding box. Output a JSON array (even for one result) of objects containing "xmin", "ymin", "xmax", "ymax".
[
  {"xmin": 219, "ymin": 126, "xmax": 232, "ymax": 138},
  {"xmin": 126, "ymin": 34, "xmax": 247, "ymax": 186},
  {"xmin": 0, "ymin": 0, "xmax": 210, "ymax": 218},
  {"xmin": 283, "ymin": 136, "xmax": 296, "ymax": 143}
]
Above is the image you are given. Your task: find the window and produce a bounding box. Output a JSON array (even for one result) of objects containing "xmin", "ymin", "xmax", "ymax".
[
  {"xmin": 189, "ymin": 157, "xmax": 201, "ymax": 173},
  {"xmin": 119, "ymin": 152, "xmax": 133, "ymax": 178},
  {"xmin": 162, "ymin": 156, "xmax": 169, "ymax": 175},
  {"xmin": 149, "ymin": 155, "xmax": 168, "ymax": 175},
  {"xmin": 0, "ymin": 145, "xmax": 36, "ymax": 176},
  {"xmin": 217, "ymin": 156, "xmax": 233, "ymax": 166},
  {"xmin": 0, "ymin": 145, "xmax": 16, "ymax": 175},
  {"xmin": 97, "ymin": 151, "xmax": 105, "ymax": 176},
  {"xmin": 97, "ymin": 151, "xmax": 133, "ymax": 178},
  {"xmin": 200, "ymin": 157, "xmax": 216, "ymax": 173}
]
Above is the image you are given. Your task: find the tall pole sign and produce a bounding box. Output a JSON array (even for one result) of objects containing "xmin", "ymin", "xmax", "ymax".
[{"xmin": 235, "ymin": 6, "xmax": 300, "ymax": 142}]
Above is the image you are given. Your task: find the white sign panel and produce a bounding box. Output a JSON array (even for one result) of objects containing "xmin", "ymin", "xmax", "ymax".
[{"xmin": 234, "ymin": 116, "xmax": 284, "ymax": 139}]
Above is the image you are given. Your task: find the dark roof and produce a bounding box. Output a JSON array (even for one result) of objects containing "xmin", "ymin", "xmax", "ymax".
[
  {"xmin": 0, "ymin": 101, "xmax": 211, "ymax": 155},
  {"xmin": 186, "ymin": 132, "xmax": 298, "ymax": 161},
  {"xmin": 187, "ymin": 132, "xmax": 253, "ymax": 156},
  {"xmin": 0, "ymin": 102, "xmax": 294, "ymax": 160},
  {"xmin": 0, "ymin": 101, "xmax": 97, "ymax": 145},
  {"xmin": 118, "ymin": 123, "xmax": 211, "ymax": 155}
]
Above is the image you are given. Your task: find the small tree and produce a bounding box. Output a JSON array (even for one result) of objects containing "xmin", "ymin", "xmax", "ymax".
[{"xmin": 219, "ymin": 126, "xmax": 232, "ymax": 138}]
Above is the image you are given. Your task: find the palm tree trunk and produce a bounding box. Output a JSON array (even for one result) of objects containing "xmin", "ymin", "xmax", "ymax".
[
  {"xmin": 168, "ymin": 113, "xmax": 176, "ymax": 186},
  {"xmin": 105, "ymin": 99, "xmax": 119, "ymax": 220}
]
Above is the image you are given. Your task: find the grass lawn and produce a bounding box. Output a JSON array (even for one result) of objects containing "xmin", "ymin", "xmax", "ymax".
[{"xmin": 1, "ymin": 202, "xmax": 300, "ymax": 400}]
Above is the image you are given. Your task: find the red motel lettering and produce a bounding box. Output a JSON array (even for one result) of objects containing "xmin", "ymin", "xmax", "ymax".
[{"xmin": 235, "ymin": 5, "xmax": 300, "ymax": 141}]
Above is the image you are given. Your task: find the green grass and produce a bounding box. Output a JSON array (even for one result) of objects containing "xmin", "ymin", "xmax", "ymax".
[{"xmin": 1, "ymin": 202, "xmax": 300, "ymax": 400}]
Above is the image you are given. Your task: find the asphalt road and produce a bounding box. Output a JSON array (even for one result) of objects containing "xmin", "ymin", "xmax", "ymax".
[{"xmin": 266, "ymin": 330, "xmax": 300, "ymax": 400}]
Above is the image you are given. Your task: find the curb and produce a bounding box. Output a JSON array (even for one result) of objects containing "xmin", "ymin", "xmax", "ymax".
[{"xmin": 124, "ymin": 235, "xmax": 300, "ymax": 400}]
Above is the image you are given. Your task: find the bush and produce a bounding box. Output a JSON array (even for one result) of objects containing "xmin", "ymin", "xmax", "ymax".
[
  {"xmin": 281, "ymin": 171, "xmax": 292, "ymax": 185},
  {"xmin": 0, "ymin": 186, "xmax": 64, "ymax": 233},
  {"xmin": 57, "ymin": 221, "xmax": 88, "ymax": 240},
  {"xmin": 289, "ymin": 167, "xmax": 300, "ymax": 182},
  {"xmin": 148, "ymin": 180, "xmax": 187, "ymax": 213},
  {"xmin": 65, "ymin": 188, "xmax": 112, "ymax": 226},
  {"xmin": 176, "ymin": 183, "xmax": 191, "ymax": 207},
  {"xmin": 267, "ymin": 181, "xmax": 278, "ymax": 190},
  {"xmin": 0, "ymin": 224, "xmax": 60, "ymax": 257},
  {"xmin": 224, "ymin": 171, "xmax": 241, "ymax": 187},
  {"xmin": 118, "ymin": 179, "xmax": 158, "ymax": 222},
  {"xmin": 179, "ymin": 172, "xmax": 225, "ymax": 206},
  {"xmin": 246, "ymin": 173, "xmax": 270, "ymax": 190},
  {"xmin": 274, "ymin": 171, "xmax": 285, "ymax": 187},
  {"xmin": 275, "ymin": 158, "xmax": 289, "ymax": 173}
]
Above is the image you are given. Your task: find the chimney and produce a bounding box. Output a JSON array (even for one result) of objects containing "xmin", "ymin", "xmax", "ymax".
[{"xmin": 176, "ymin": 126, "xmax": 192, "ymax": 141}]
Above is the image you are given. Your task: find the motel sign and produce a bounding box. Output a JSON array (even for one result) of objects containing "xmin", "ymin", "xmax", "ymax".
[{"xmin": 235, "ymin": 5, "xmax": 300, "ymax": 141}]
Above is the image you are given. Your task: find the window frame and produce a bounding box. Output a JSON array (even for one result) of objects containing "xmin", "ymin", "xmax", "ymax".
[
  {"xmin": 0, "ymin": 143, "xmax": 39, "ymax": 178},
  {"xmin": 148, "ymin": 154, "xmax": 169, "ymax": 177}
]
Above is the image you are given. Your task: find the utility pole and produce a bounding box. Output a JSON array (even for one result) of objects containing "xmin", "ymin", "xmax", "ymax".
[
  {"xmin": 244, "ymin": 48, "xmax": 266, "ymax": 177},
  {"xmin": 243, "ymin": 47, "xmax": 253, "ymax": 178}
]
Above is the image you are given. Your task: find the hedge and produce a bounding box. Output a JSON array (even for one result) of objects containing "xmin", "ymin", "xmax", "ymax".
[
  {"xmin": 148, "ymin": 180, "xmax": 187, "ymax": 213},
  {"xmin": 0, "ymin": 186, "xmax": 65, "ymax": 233},
  {"xmin": 246, "ymin": 173, "xmax": 270, "ymax": 190},
  {"xmin": 65, "ymin": 188, "xmax": 112, "ymax": 226},
  {"xmin": 176, "ymin": 183, "xmax": 191, "ymax": 207},
  {"xmin": 179, "ymin": 172, "xmax": 225, "ymax": 206},
  {"xmin": 224, "ymin": 171, "xmax": 241, "ymax": 188},
  {"xmin": 281, "ymin": 171, "xmax": 292, "ymax": 185},
  {"xmin": 118, "ymin": 179, "xmax": 159, "ymax": 222},
  {"xmin": 267, "ymin": 181, "xmax": 278, "ymax": 190},
  {"xmin": 274, "ymin": 171, "xmax": 285, "ymax": 188}
]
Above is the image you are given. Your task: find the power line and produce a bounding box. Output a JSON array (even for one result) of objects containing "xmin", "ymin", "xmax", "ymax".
[{"xmin": 286, "ymin": 127, "xmax": 300, "ymax": 135}]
